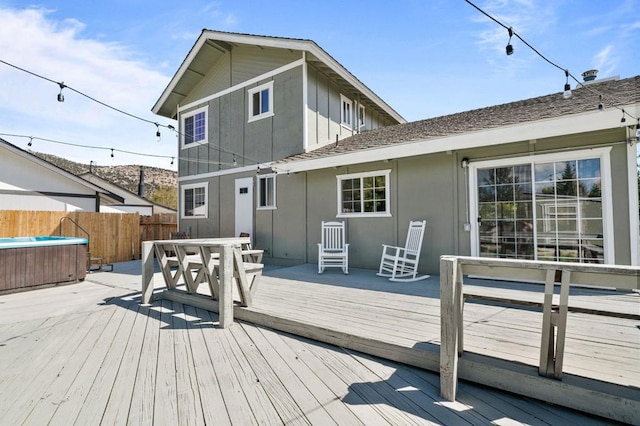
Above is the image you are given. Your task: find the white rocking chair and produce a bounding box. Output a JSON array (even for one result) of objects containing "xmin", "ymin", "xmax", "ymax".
[
  {"xmin": 318, "ymin": 221, "xmax": 349, "ymax": 274},
  {"xmin": 377, "ymin": 220, "xmax": 429, "ymax": 282}
]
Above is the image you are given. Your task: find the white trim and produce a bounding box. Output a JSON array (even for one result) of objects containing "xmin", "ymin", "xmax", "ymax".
[
  {"xmin": 247, "ymin": 81, "xmax": 275, "ymax": 123},
  {"xmin": 336, "ymin": 169, "xmax": 391, "ymax": 218},
  {"xmin": 468, "ymin": 147, "xmax": 614, "ymax": 264},
  {"xmin": 178, "ymin": 59, "xmax": 304, "ymax": 113},
  {"xmin": 256, "ymin": 173, "xmax": 277, "ymax": 210},
  {"xmin": 180, "ymin": 105, "xmax": 209, "ymax": 149},
  {"xmin": 181, "ymin": 181, "xmax": 209, "ymax": 219},
  {"xmin": 627, "ymin": 141, "xmax": 639, "ymax": 266},
  {"xmin": 279, "ymin": 106, "xmax": 635, "ymax": 173},
  {"xmin": 178, "ymin": 163, "xmax": 273, "ymax": 183}
]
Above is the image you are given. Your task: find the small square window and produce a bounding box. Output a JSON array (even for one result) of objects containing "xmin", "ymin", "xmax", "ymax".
[{"xmin": 248, "ymin": 81, "xmax": 274, "ymax": 122}]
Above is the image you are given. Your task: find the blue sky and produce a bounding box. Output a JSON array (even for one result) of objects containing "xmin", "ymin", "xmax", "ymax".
[{"xmin": 0, "ymin": 0, "xmax": 638, "ymax": 169}]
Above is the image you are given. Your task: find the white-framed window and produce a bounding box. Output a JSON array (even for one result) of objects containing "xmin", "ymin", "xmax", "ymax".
[
  {"xmin": 336, "ymin": 169, "xmax": 391, "ymax": 218},
  {"xmin": 469, "ymin": 148, "xmax": 613, "ymax": 264},
  {"xmin": 181, "ymin": 105, "xmax": 208, "ymax": 149},
  {"xmin": 181, "ymin": 182, "xmax": 208, "ymax": 219},
  {"xmin": 340, "ymin": 94, "xmax": 353, "ymax": 128},
  {"xmin": 358, "ymin": 104, "xmax": 366, "ymax": 129},
  {"xmin": 257, "ymin": 174, "xmax": 276, "ymax": 210},
  {"xmin": 248, "ymin": 81, "xmax": 274, "ymax": 122}
]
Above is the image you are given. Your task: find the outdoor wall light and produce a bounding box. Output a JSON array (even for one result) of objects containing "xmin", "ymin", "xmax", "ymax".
[{"xmin": 461, "ymin": 157, "xmax": 470, "ymax": 168}]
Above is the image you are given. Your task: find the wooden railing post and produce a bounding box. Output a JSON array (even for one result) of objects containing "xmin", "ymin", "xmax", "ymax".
[
  {"xmin": 440, "ymin": 255, "xmax": 461, "ymax": 401},
  {"xmin": 218, "ymin": 244, "xmax": 234, "ymax": 328},
  {"xmin": 141, "ymin": 241, "xmax": 155, "ymax": 305}
]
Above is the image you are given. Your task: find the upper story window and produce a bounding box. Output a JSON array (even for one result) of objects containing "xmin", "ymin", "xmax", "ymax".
[
  {"xmin": 257, "ymin": 174, "xmax": 276, "ymax": 210},
  {"xmin": 248, "ymin": 81, "xmax": 274, "ymax": 122},
  {"xmin": 358, "ymin": 104, "xmax": 366, "ymax": 129},
  {"xmin": 341, "ymin": 94, "xmax": 353, "ymax": 128},
  {"xmin": 181, "ymin": 105, "xmax": 208, "ymax": 149},
  {"xmin": 336, "ymin": 169, "xmax": 391, "ymax": 218},
  {"xmin": 181, "ymin": 182, "xmax": 208, "ymax": 219}
]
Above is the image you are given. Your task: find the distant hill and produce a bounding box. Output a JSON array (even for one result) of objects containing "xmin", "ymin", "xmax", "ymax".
[{"xmin": 31, "ymin": 151, "xmax": 178, "ymax": 209}]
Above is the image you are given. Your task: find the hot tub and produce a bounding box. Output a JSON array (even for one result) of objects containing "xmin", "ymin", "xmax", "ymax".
[{"xmin": 0, "ymin": 236, "xmax": 88, "ymax": 293}]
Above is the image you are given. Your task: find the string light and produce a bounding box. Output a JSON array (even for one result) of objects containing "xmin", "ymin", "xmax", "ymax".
[
  {"xmin": 155, "ymin": 123, "xmax": 161, "ymax": 142},
  {"xmin": 0, "ymin": 58, "xmax": 174, "ymax": 134},
  {"xmin": 57, "ymin": 82, "xmax": 65, "ymax": 102},
  {"xmin": 562, "ymin": 70, "xmax": 572, "ymax": 99},
  {"xmin": 110, "ymin": 148, "xmax": 114, "ymax": 158},
  {"xmin": 170, "ymin": 157, "xmax": 174, "ymax": 166},
  {"xmin": 621, "ymin": 110, "xmax": 626, "ymax": 123},
  {"xmin": 464, "ymin": 0, "xmax": 638, "ymax": 121},
  {"xmin": 27, "ymin": 137, "xmax": 32, "ymax": 147},
  {"xmin": 505, "ymin": 27, "xmax": 514, "ymax": 55}
]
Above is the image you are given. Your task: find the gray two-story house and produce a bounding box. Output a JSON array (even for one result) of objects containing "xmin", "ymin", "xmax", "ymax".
[{"xmin": 153, "ymin": 30, "xmax": 405, "ymax": 265}]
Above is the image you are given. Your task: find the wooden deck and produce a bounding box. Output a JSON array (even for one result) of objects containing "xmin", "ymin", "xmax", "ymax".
[{"xmin": 0, "ymin": 261, "xmax": 637, "ymax": 424}]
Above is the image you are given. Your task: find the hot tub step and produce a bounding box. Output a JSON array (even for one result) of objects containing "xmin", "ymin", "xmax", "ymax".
[{"xmin": 89, "ymin": 257, "xmax": 114, "ymax": 272}]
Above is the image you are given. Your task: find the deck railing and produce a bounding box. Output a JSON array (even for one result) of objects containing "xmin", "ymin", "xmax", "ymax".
[{"xmin": 439, "ymin": 255, "xmax": 640, "ymax": 403}]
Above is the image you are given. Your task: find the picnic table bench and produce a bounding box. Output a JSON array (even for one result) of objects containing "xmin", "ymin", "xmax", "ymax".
[{"xmin": 141, "ymin": 237, "xmax": 264, "ymax": 327}]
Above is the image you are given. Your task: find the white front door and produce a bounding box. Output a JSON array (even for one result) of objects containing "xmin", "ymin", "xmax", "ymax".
[{"xmin": 235, "ymin": 177, "xmax": 254, "ymax": 240}]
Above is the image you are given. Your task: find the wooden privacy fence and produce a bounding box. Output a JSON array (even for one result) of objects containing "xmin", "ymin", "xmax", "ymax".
[
  {"xmin": 140, "ymin": 213, "xmax": 177, "ymax": 242},
  {"xmin": 0, "ymin": 211, "xmax": 178, "ymax": 264}
]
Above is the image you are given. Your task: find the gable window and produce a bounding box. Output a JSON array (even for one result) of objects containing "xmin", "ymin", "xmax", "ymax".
[
  {"xmin": 181, "ymin": 182, "xmax": 208, "ymax": 218},
  {"xmin": 337, "ymin": 170, "xmax": 391, "ymax": 217},
  {"xmin": 181, "ymin": 105, "xmax": 208, "ymax": 148},
  {"xmin": 341, "ymin": 94, "xmax": 353, "ymax": 128},
  {"xmin": 257, "ymin": 174, "xmax": 276, "ymax": 209},
  {"xmin": 248, "ymin": 81, "xmax": 274, "ymax": 122},
  {"xmin": 358, "ymin": 104, "xmax": 366, "ymax": 129}
]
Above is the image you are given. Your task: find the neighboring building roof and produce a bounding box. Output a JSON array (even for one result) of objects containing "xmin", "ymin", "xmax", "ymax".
[
  {"xmin": 152, "ymin": 29, "xmax": 406, "ymax": 124},
  {"xmin": 274, "ymin": 75, "xmax": 640, "ymax": 172},
  {"xmin": 0, "ymin": 138, "xmax": 124, "ymax": 204},
  {"xmin": 79, "ymin": 172, "xmax": 177, "ymax": 213}
]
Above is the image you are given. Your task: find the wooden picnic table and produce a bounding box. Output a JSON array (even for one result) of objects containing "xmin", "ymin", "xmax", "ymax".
[{"xmin": 141, "ymin": 237, "xmax": 264, "ymax": 328}]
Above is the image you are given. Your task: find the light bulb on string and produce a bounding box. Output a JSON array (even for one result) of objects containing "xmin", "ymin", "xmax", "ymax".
[
  {"xmin": 170, "ymin": 157, "xmax": 174, "ymax": 166},
  {"xmin": 621, "ymin": 110, "xmax": 626, "ymax": 124},
  {"xmin": 505, "ymin": 27, "xmax": 514, "ymax": 55},
  {"xmin": 597, "ymin": 94, "xmax": 604, "ymax": 111},
  {"xmin": 233, "ymin": 155, "xmax": 237, "ymax": 166},
  {"xmin": 155, "ymin": 123, "xmax": 161, "ymax": 142},
  {"xmin": 110, "ymin": 148, "xmax": 114, "ymax": 159},
  {"xmin": 27, "ymin": 137, "xmax": 32, "ymax": 147},
  {"xmin": 562, "ymin": 70, "xmax": 572, "ymax": 99},
  {"xmin": 57, "ymin": 82, "xmax": 65, "ymax": 102}
]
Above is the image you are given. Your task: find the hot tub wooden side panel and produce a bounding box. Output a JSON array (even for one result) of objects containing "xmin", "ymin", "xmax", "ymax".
[{"xmin": 0, "ymin": 244, "xmax": 87, "ymax": 293}]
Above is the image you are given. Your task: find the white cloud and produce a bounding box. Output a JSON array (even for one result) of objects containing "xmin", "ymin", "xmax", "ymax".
[{"xmin": 0, "ymin": 7, "xmax": 175, "ymax": 167}]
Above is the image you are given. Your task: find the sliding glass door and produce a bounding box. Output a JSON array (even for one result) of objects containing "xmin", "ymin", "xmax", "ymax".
[{"xmin": 474, "ymin": 153, "xmax": 606, "ymax": 263}]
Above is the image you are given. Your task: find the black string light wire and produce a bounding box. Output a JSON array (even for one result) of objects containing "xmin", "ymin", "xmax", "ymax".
[
  {"xmin": 464, "ymin": 0, "xmax": 638, "ymax": 122},
  {"xmin": 0, "ymin": 132, "xmax": 243, "ymax": 168},
  {"xmin": 0, "ymin": 58, "xmax": 266, "ymax": 167}
]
